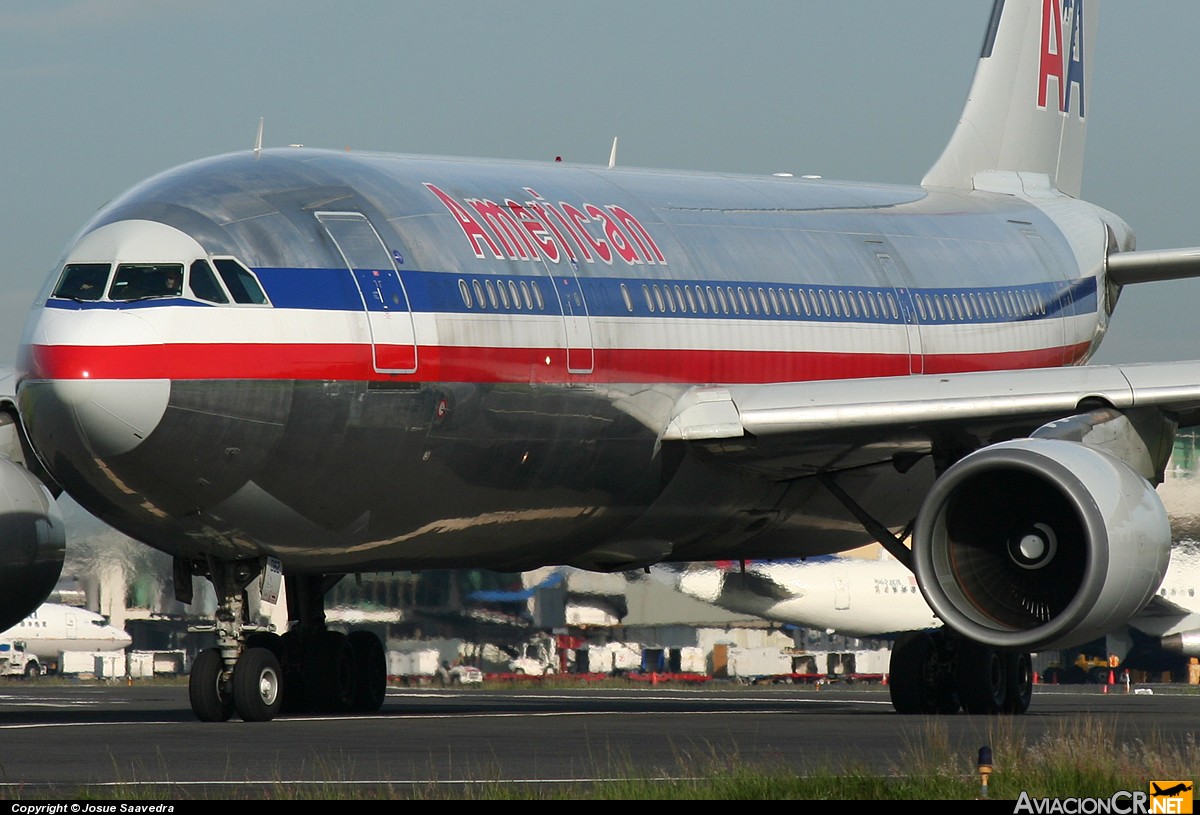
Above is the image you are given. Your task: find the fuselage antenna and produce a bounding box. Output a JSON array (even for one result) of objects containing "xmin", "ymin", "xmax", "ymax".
[
  {"xmin": 608, "ymin": 136, "xmax": 619, "ymax": 169},
  {"xmin": 254, "ymin": 118, "xmax": 264, "ymax": 160}
]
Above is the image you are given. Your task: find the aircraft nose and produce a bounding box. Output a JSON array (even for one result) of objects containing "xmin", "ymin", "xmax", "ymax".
[
  {"xmin": 19, "ymin": 309, "xmax": 169, "ymax": 459},
  {"xmin": 32, "ymin": 379, "xmax": 170, "ymax": 458}
]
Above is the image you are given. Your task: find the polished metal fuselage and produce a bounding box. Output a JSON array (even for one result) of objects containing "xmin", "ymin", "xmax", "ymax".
[{"xmin": 16, "ymin": 149, "xmax": 1121, "ymax": 573}]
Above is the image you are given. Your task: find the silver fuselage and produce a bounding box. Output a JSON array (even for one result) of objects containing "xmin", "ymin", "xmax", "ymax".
[{"xmin": 16, "ymin": 149, "xmax": 1125, "ymax": 574}]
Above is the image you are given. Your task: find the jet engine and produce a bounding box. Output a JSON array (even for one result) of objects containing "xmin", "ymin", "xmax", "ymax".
[
  {"xmin": 912, "ymin": 438, "xmax": 1171, "ymax": 652},
  {"xmin": 0, "ymin": 456, "xmax": 66, "ymax": 631}
]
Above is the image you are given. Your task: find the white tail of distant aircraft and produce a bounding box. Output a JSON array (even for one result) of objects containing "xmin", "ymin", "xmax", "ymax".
[
  {"xmin": 7, "ymin": 0, "xmax": 1200, "ymax": 721},
  {"xmin": 0, "ymin": 602, "xmax": 131, "ymax": 669}
]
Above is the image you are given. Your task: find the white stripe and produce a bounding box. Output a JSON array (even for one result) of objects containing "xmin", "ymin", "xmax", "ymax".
[{"xmin": 35, "ymin": 305, "xmax": 1094, "ymax": 358}]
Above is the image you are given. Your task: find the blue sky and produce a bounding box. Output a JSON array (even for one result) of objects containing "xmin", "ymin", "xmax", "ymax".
[{"xmin": 2, "ymin": 1, "xmax": 1198, "ymax": 365}]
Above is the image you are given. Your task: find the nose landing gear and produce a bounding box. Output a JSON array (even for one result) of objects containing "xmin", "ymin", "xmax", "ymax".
[{"xmin": 181, "ymin": 559, "xmax": 387, "ymax": 723}]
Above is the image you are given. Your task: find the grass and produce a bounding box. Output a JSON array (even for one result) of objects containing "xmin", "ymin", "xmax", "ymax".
[{"xmin": 37, "ymin": 713, "xmax": 1196, "ymax": 801}]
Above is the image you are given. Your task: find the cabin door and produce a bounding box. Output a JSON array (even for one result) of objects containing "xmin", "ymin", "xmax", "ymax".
[
  {"xmin": 546, "ymin": 264, "xmax": 595, "ymax": 375},
  {"xmin": 874, "ymin": 252, "xmax": 925, "ymax": 375},
  {"xmin": 316, "ymin": 211, "xmax": 418, "ymax": 374}
]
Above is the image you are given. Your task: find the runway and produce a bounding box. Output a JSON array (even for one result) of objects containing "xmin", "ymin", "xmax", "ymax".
[{"xmin": 0, "ymin": 682, "xmax": 1196, "ymax": 798}]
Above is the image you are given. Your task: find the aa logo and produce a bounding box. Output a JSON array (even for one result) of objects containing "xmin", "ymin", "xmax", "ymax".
[{"xmin": 1150, "ymin": 781, "xmax": 1194, "ymax": 814}]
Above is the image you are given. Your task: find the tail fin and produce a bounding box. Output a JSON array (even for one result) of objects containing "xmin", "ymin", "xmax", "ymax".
[{"xmin": 922, "ymin": 0, "xmax": 1095, "ymax": 197}]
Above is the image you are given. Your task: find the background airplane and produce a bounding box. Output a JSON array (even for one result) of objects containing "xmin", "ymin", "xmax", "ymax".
[
  {"xmin": 660, "ymin": 542, "xmax": 1200, "ymax": 687},
  {"xmin": 6, "ymin": 0, "xmax": 1200, "ymax": 722},
  {"xmin": 0, "ymin": 602, "xmax": 132, "ymax": 662}
]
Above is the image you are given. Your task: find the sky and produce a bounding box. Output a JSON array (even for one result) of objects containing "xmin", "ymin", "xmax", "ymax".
[{"xmin": 2, "ymin": 1, "xmax": 1199, "ymax": 367}]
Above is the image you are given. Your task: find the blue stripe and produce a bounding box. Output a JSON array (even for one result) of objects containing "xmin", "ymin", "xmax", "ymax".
[{"xmin": 47, "ymin": 265, "xmax": 1098, "ymax": 329}]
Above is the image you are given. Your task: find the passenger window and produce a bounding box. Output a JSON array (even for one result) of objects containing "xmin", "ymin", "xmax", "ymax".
[
  {"xmin": 191, "ymin": 260, "xmax": 229, "ymax": 304},
  {"xmin": 213, "ymin": 259, "xmax": 268, "ymax": 305},
  {"xmin": 620, "ymin": 283, "xmax": 634, "ymax": 312},
  {"xmin": 473, "ymin": 280, "xmax": 487, "ymax": 309},
  {"xmin": 109, "ymin": 263, "xmax": 185, "ymax": 301},
  {"xmin": 643, "ymin": 284, "xmax": 655, "ymax": 313},
  {"xmin": 53, "ymin": 263, "xmax": 110, "ymax": 301}
]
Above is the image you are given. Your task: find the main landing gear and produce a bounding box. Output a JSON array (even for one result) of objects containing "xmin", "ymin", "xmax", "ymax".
[
  {"xmin": 182, "ymin": 559, "xmax": 386, "ymax": 723},
  {"xmin": 888, "ymin": 628, "xmax": 1032, "ymax": 715}
]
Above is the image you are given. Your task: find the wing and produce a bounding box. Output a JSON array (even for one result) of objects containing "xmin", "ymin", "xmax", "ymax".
[
  {"xmin": 662, "ymin": 360, "xmax": 1200, "ymax": 654},
  {"xmin": 663, "ymin": 360, "xmax": 1200, "ymax": 478},
  {"xmin": 1127, "ymin": 595, "xmax": 1200, "ymax": 638}
]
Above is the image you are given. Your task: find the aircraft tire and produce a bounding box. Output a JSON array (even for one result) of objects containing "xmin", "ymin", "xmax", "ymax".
[
  {"xmin": 304, "ymin": 630, "xmax": 357, "ymax": 712},
  {"xmin": 348, "ymin": 630, "xmax": 386, "ymax": 712},
  {"xmin": 956, "ymin": 640, "xmax": 1007, "ymax": 714},
  {"xmin": 1003, "ymin": 652, "xmax": 1033, "ymax": 715},
  {"xmin": 233, "ymin": 647, "xmax": 282, "ymax": 722},
  {"xmin": 888, "ymin": 632, "xmax": 938, "ymax": 714},
  {"xmin": 276, "ymin": 630, "xmax": 308, "ymax": 714},
  {"xmin": 189, "ymin": 647, "xmax": 234, "ymax": 722}
]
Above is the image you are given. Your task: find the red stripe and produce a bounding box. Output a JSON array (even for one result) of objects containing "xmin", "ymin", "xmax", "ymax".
[{"xmin": 21, "ymin": 342, "xmax": 1094, "ymax": 384}]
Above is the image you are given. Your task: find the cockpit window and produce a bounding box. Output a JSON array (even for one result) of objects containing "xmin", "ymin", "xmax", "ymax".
[
  {"xmin": 108, "ymin": 263, "xmax": 184, "ymax": 301},
  {"xmin": 213, "ymin": 258, "xmax": 268, "ymax": 305},
  {"xmin": 52, "ymin": 263, "xmax": 110, "ymax": 301},
  {"xmin": 189, "ymin": 259, "xmax": 229, "ymax": 304}
]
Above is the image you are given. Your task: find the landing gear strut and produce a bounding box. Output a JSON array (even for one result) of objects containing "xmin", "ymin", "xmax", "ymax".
[
  {"xmin": 889, "ymin": 629, "xmax": 1031, "ymax": 715},
  {"xmin": 181, "ymin": 559, "xmax": 387, "ymax": 722}
]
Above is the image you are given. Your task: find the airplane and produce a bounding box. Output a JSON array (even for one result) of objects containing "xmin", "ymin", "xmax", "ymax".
[
  {"xmin": 1151, "ymin": 783, "xmax": 1193, "ymax": 798},
  {"xmin": 6, "ymin": 0, "xmax": 1200, "ymax": 721},
  {"xmin": 659, "ymin": 541, "xmax": 1200, "ymax": 708},
  {"xmin": 0, "ymin": 602, "xmax": 133, "ymax": 666},
  {"xmin": 660, "ymin": 552, "xmax": 941, "ymax": 640}
]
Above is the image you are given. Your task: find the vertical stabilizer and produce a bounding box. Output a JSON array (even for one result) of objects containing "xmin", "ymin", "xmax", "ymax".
[{"xmin": 922, "ymin": 0, "xmax": 1095, "ymax": 197}]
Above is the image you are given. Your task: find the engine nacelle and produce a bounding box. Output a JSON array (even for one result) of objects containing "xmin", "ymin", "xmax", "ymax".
[
  {"xmin": 1161, "ymin": 631, "xmax": 1200, "ymax": 657},
  {"xmin": 0, "ymin": 456, "xmax": 66, "ymax": 631},
  {"xmin": 912, "ymin": 438, "xmax": 1171, "ymax": 651}
]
